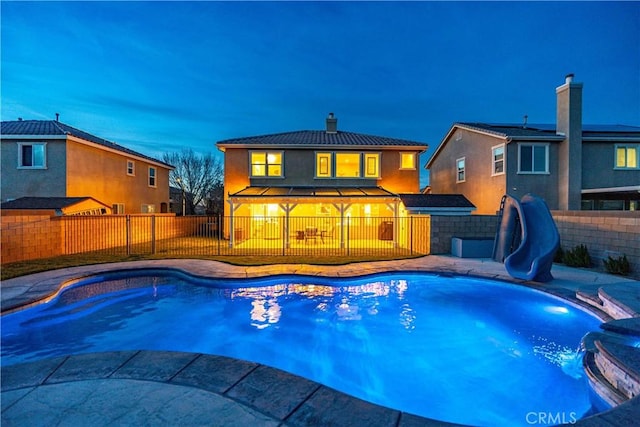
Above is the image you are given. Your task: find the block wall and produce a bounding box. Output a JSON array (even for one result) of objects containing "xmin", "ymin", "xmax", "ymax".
[
  {"xmin": 428, "ymin": 215, "xmax": 498, "ymax": 254},
  {"xmin": 552, "ymin": 211, "xmax": 640, "ymax": 279}
]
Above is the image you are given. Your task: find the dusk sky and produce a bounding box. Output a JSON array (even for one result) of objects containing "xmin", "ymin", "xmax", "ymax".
[{"xmin": 2, "ymin": 1, "xmax": 639, "ymax": 187}]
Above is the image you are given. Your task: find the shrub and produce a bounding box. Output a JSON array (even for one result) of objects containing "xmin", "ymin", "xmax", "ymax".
[
  {"xmin": 563, "ymin": 244, "xmax": 591, "ymax": 268},
  {"xmin": 603, "ymin": 254, "xmax": 631, "ymax": 276},
  {"xmin": 554, "ymin": 246, "xmax": 565, "ymax": 263}
]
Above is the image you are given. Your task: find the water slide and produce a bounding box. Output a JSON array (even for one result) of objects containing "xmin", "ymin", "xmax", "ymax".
[{"xmin": 492, "ymin": 194, "xmax": 560, "ymax": 282}]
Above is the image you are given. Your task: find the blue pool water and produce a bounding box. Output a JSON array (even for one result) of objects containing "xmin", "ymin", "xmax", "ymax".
[{"xmin": 1, "ymin": 271, "xmax": 605, "ymax": 426}]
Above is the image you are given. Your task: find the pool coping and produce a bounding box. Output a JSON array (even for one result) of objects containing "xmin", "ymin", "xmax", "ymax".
[{"xmin": 2, "ymin": 256, "xmax": 639, "ymax": 426}]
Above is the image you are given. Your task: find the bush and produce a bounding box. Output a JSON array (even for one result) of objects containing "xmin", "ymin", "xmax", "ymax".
[
  {"xmin": 603, "ymin": 254, "xmax": 631, "ymax": 276},
  {"xmin": 563, "ymin": 244, "xmax": 591, "ymax": 268},
  {"xmin": 554, "ymin": 246, "xmax": 565, "ymax": 263}
]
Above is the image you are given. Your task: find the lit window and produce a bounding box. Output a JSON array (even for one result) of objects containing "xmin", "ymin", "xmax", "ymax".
[
  {"xmin": 456, "ymin": 157, "xmax": 465, "ymax": 182},
  {"xmin": 492, "ymin": 144, "xmax": 505, "ymax": 175},
  {"xmin": 400, "ymin": 152, "xmax": 416, "ymax": 169},
  {"xmin": 148, "ymin": 167, "xmax": 157, "ymax": 187},
  {"xmin": 615, "ymin": 145, "xmax": 638, "ymax": 169},
  {"xmin": 251, "ymin": 151, "xmax": 282, "ymax": 177},
  {"xmin": 141, "ymin": 204, "xmax": 155, "ymax": 213},
  {"xmin": 127, "ymin": 160, "xmax": 135, "ymax": 176},
  {"xmin": 364, "ymin": 153, "xmax": 380, "ymax": 178},
  {"xmin": 336, "ymin": 153, "xmax": 361, "ymax": 177},
  {"xmin": 316, "ymin": 152, "xmax": 332, "ymax": 177},
  {"xmin": 18, "ymin": 143, "xmax": 46, "ymax": 168},
  {"xmin": 518, "ymin": 144, "xmax": 548, "ymax": 174}
]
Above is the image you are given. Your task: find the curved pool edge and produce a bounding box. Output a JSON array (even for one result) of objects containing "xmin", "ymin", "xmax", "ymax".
[{"xmin": 2, "ymin": 256, "xmax": 639, "ymax": 426}]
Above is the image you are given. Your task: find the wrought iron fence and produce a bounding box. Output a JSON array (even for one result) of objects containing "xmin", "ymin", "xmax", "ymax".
[{"xmin": 2, "ymin": 214, "xmax": 430, "ymax": 263}]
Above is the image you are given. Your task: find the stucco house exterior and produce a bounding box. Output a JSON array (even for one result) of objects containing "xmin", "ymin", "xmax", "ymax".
[
  {"xmin": 1, "ymin": 119, "xmax": 174, "ymax": 214},
  {"xmin": 216, "ymin": 114, "xmax": 441, "ymax": 246},
  {"xmin": 427, "ymin": 75, "xmax": 640, "ymax": 214}
]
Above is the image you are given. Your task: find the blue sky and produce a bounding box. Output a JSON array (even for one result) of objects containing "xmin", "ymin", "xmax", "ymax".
[{"xmin": 2, "ymin": 1, "xmax": 639, "ymax": 187}]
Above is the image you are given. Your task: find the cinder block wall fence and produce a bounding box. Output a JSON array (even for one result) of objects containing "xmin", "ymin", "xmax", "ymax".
[
  {"xmin": 551, "ymin": 211, "xmax": 640, "ymax": 279},
  {"xmin": 428, "ymin": 212, "xmax": 640, "ymax": 279}
]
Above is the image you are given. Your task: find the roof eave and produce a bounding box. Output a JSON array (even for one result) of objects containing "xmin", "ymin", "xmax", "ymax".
[{"xmin": 217, "ymin": 143, "xmax": 427, "ymax": 152}]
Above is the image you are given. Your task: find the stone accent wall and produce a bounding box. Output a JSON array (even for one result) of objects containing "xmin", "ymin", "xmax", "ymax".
[
  {"xmin": 552, "ymin": 211, "xmax": 640, "ymax": 279},
  {"xmin": 428, "ymin": 215, "xmax": 498, "ymax": 255}
]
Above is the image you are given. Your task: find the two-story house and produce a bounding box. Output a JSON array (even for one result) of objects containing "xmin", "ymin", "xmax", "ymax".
[
  {"xmin": 216, "ymin": 114, "xmax": 430, "ymax": 246},
  {"xmin": 427, "ymin": 75, "xmax": 640, "ymax": 214},
  {"xmin": 1, "ymin": 118, "xmax": 174, "ymax": 214}
]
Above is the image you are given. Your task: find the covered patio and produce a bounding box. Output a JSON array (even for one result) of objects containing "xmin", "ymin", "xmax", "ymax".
[{"xmin": 226, "ymin": 186, "xmax": 405, "ymax": 252}]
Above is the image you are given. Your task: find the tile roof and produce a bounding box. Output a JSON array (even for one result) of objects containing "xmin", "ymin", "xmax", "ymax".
[
  {"xmin": 398, "ymin": 194, "xmax": 476, "ymax": 209},
  {"xmin": 1, "ymin": 196, "xmax": 94, "ymax": 210},
  {"xmin": 217, "ymin": 130, "xmax": 427, "ymax": 149},
  {"xmin": 456, "ymin": 122, "xmax": 640, "ymax": 140},
  {"xmin": 1, "ymin": 120, "xmax": 173, "ymax": 168}
]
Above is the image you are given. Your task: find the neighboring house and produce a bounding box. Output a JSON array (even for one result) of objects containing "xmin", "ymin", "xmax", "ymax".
[
  {"xmin": 0, "ymin": 196, "xmax": 112, "ymax": 216},
  {"xmin": 427, "ymin": 75, "xmax": 640, "ymax": 214},
  {"xmin": 1, "ymin": 119, "xmax": 174, "ymax": 214},
  {"xmin": 216, "ymin": 114, "xmax": 430, "ymax": 244}
]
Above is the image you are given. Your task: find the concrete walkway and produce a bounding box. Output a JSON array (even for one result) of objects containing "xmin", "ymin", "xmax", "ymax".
[{"xmin": 2, "ymin": 256, "xmax": 639, "ymax": 426}]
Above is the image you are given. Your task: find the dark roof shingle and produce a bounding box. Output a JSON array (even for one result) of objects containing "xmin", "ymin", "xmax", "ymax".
[
  {"xmin": 1, "ymin": 120, "xmax": 172, "ymax": 168},
  {"xmin": 398, "ymin": 194, "xmax": 476, "ymax": 209},
  {"xmin": 217, "ymin": 130, "xmax": 427, "ymax": 148},
  {"xmin": 1, "ymin": 197, "xmax": 93, "ymax": 210}
]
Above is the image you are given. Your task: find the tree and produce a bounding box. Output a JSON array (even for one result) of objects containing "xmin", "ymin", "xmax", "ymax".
[{"xmin": 163, "ymin": 149, "xmax": 223, "ymax": 215}]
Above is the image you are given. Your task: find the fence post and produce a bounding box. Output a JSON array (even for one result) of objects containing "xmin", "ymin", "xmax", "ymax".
[
  {"xmin": 217, "ymin": 214, "xmax": 222, "ymax": 255},
  {"xmin": 151, "ymin": 215, "xmax": 156, "ymax": 255},
  {"xmin": 410, "ymin": 216, "xmax": 414, "ymax": 254},
  {"xmin": 126, "ymin": 215, "xmax": 131, "ymax": 255},
  {"xmin": 346, "ymin": 219, "xmax": 350, "ymax": 256}
]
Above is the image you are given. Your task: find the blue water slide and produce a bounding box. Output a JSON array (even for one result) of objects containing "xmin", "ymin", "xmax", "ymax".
[{"xmin": 495, "ymin": 194, "xmax": 560, "ymax": 282}]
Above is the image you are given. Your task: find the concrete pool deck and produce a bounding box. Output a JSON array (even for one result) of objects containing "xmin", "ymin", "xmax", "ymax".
[{"xmin": 1, "ymin": 255, "xmax": 639, "ymax": 426}]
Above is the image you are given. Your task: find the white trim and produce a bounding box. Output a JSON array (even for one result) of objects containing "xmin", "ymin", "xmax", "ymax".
[
  {"xmin": 582, "ymin": 185, "xmax": 640, "ymax": 194},
  {"xmin": 249, "ymin": 150, "xmax": 284, "ymax": 178},
  {"xmin": 456, "ymin": 157, "xmax": 466, "ymax": 183},
  {"xmin": 314, "ymin": 151, "xmax": 333, "ymax": 178},
  {"xmin": 491, "ymin": 143, "xmax": 505, "ymax": 176},
  {"xmin": 127, "ymin": 159, "xmax": 135, "ymax": 176},
  {"xmin": 399, "ymin": 152, "xmax": 417, "ymax": 170},
  {"xmin": 148, "ymin": 166, "xmax": 157, "ymax": 187},
  {"xmin": 613, "ymin": 144, "xmax": 639, "ymax": 170},
  {"xmin": 17, "ymin": 142, "xmax": 47, "ymax": 169},
  {"xmin": 364, "ymin": 152, "xmax": 381, "ymax": 178},
  {"xmin": 517, "ymin": 142, "xmax": 549, "ymax": 174}
]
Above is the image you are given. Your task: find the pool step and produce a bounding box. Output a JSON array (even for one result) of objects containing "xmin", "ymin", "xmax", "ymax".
[
  {"xmin": 584, "ymin": 339, "xmax": 640, "ymax": 407},
  {"xmin": 576, "ymin": 286, "xmax": 639, "ymax": 320}
]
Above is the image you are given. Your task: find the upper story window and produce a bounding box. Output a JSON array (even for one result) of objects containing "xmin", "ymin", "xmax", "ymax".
[
  {"xmin": 492, "ymin": 144, "xmax": 505, "ymax": 175},
  {"xmin": 148, "ymin": 166, "xmax": 157, "ymax": 187},
  {"xmin": 364, "ymin": 153, "xmax": 380, "ymax": 178},
  {"xmin": 518, "ymin": 143, "xmax": 549, "ymax": 174},
  {"xmin": 456, "ymin": 157, "xmax": 466, "ymax": 183},
  {"xmin": 18, "ymin": 143, "xmax": 47, "ymax": 169},
  {"xmin": 127, "ymin": 160, "xmax": 135, "ymax": 176},
  {"xmin": 400, "ymin": 152, "xmax": 416, "ymax": 170},
  {"xmin": 316, "ymin": 152, "xmax": 332, "ymax": 178},
  {"xmin": 251, "ymin": 151, "xmax": 282, "ymax": 177},
  {"xmin": 615, "ymin": 145, "xmax": 638, "ymax": 169},
  {"xmin": 141, "ymin": 204, "xmax": 155, "ymax": 213},
  {"xmin": 336, "ymin": 152, "xmax": 361, "ymax": 178}
]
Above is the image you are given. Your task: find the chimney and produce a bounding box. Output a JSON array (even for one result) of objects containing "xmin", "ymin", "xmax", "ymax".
[
  {"xmin": 55, "ymin": 113, "xmax": 60, "ymax": 122},
  {"xmin": 556, "ymin": 73, "xmax": 583, "ymax": 210},
  {"xmin": 326, "ymin": 112, "xmax": 337, "ymax": 134}
]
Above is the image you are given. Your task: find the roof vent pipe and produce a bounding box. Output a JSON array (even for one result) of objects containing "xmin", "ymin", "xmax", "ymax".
[
  {"xmin": 523, "ymin": 115, "xmax": 528, "ymax": 129},
  {"xmin": 55, "ymin": 113, "xmax": 59, "ymax": 122},
  {"xmin": 326, "ymin": 112, "xmax": 337, "ymax": 134}
]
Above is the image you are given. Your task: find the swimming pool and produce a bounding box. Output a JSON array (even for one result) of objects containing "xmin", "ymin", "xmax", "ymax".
[{"xmin": 1, "ymin": 270, "xmax": 606, "ymax": 426}]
